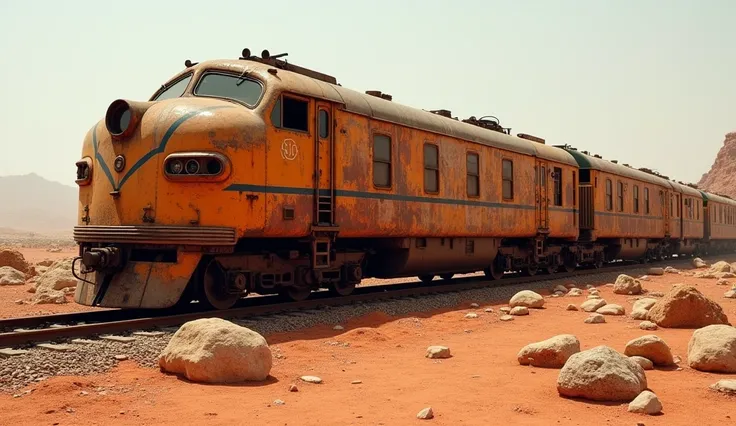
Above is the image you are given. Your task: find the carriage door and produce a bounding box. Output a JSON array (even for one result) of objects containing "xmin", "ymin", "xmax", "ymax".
[
  {"xmin": 661, "ymin": 190, "xmax": 670, "ymax": 236},
  {"xmin": 535, "ymin": 160, "xmax": 550, "ymax": 231},
  {"xmin": 313, "ymin": 101, "xmax": 335, "ymax": 226}
]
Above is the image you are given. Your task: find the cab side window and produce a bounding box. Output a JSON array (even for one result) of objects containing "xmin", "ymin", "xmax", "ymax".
[{"xmin": 271, "ymin": 95, "xmax": 309, "ymax": 132}]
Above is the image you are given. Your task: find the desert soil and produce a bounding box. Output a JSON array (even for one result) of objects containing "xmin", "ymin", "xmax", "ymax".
[{"xmin": 1, "ymin": 248, "xmax": 735, "ymax": 425}]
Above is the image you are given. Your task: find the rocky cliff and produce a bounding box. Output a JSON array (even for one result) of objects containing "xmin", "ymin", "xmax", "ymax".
[{"xmin": 698, "ymin": 132, "xmax": 736, "ymax": 198}]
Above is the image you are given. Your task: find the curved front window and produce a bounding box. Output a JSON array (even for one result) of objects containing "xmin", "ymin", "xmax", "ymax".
[
  {"xmin": 193, "ymin": 72, "xmax": 263, "ymax": 107},
  {"xmin": 152, "ymin": 74, "xmax": 192, "ymax": 101}
]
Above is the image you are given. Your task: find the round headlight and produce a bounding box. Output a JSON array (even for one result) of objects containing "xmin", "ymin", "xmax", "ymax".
[
  {"xmin": 185, "ymin": 159, "xmax": 200, "ymax": 174},
  {"xmin": 105, "ymin": 100, "xmax": 132, "ymax": 136},
  {"xmin": 168, "ymin": 159, "xmax": 183, "ymax": 174}
]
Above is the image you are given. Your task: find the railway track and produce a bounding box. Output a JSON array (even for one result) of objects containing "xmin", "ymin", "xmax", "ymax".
[{"xmin": 0, "ymin": 256, "xmax": 710, "ymax": 348}]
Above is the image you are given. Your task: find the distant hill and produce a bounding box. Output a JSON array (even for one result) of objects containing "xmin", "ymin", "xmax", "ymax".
[
  {"xmin": 698, "ymin": 132, "xmax": 736, "ymax": 199},
  {"xmin": 0, "ymin": 173, "xmax": 77, "ymax": 234}
]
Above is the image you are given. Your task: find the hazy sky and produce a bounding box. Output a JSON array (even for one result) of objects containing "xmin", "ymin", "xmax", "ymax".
[{"xmin": 0, "ymin": 0, "xmax": 733, "ymax": 187}]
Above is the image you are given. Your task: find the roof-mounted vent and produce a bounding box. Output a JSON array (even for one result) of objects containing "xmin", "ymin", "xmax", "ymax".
[
  {"xmin": 461, "ymin": 115, "xmax": 511, "ymax": 135},
  {"xmin": 517, "ymin": 133, "xmax": 545, "ymax": 144},
  {"xmin": 582, "ymin": 150, "xmax": 589, "ymax": 155},
  {"xmin": 366, "ymin": 90, "xmax": 392, "ymax": 101},
  {"xmin": 430, "ymin": 109, "xmax": 452, "ymax": 118},
  {"xmin": 238, "ymin": 47, "xmax": 338, "ymax": 85},
  {"xmin": 611, "ymin": 160, "xmax": 618, "ymax": 164},
  {"xmin": 594, "ymin": 154, "xmax": 602, "ymax": 159}
]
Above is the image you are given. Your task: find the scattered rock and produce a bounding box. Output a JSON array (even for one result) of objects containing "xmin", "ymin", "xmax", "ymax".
[
  {"xmin": 631, "ymin": 298, "xmax": 658, "ymax": 320},
  {"xmin": 648, "ymin": 291, "xmax": 665, "ymax": 297},
  {"xmin": 624, "ymin": 335, "xmax": 675, "ymax": 366},
  {"xmin": 484, "ymin": 308, "xmax": 493, "ymax": 313},
  {"xmin": 464, "ymin": 312, "xmax": 478, "ymax": 319},
  {"xmin": 709, "ymin": 379, "xmax": 736, "ymax": 395},
  {"xmin": 613, "ymin": 274, "xmax": 642, "ymax": 295},
  {"xmin": 0, "ymin": 266, "xmax": 25, "ymax": 286},
  {"xmin": 509, "ymin": 290, "xmax": 545, "ymax": 309},
  {"xmin": 114, "ymin": 355, "xmax": 128, "ymax": 361},
  {"xmin": 664, "ymin": 266, "xmax": 680, "ymax": 274},
  {"xmin": 629, "ymin": 356, "xmax": 654, "ymax": 370},
  {"xmin": 500, "ymin": 307, "xmax": 511, "ymax": 314},
  {"xmin": 273, "ymin": 399, "xmax": 285, "ymax": 406},
  {"xmin": 469, "ymin": 303, "xmax": 479, "ymax": 308},
  {"xmin": 566, "ymin": 304, "xmax": 578, "ymax": 311},
  {"xmin": 581, "ymin": 299, "xmax": 607, "ymax": 312},
  {"xmin": 426, "ymin": 346, "xmax": 451, "ymax": 359},
  {"xmin": 627, "ymin": 390, "xmax": 663, "ymax": 415},
  {"xmin": 553, "ymin": 285, "xmax": 568, "ymax": 293},
  {"xmin": 647, "ymin": 285, "xmax": 729, "ymax": 328},
  {"xmin": 0, "ymin": 249, "xmax": 30, "ymax": 273},
  {"xmin": 351, "ymin": 380, "xmax": 362, "ymax": 384},
  {"xmin": 584, "ymin": 314, "xmax": 606, "ymax": 324},
  {"xmin": 566, "ymin": 288, "xmax": 583, "ymax": 297},
  {"xmin": 499, "ymin": 315, "xmax": 514, "ymax": 322},
  {"xmin": 556, "ymin": 346, "xmax": 647, "ymax": 401},
  {"xmin": 288, "ymin": 384, "xmax": 298, "ymax": 392},
  {"xmin": 158, "ymin": 318, "xmax": 273, "ymax": 383},
  {"xmin": 34, "ymin": 257, "xmax": 77, "ymax": 292},
  {"xmin": 31, "ymin": 289, "xmax": 67, "ymax": 304},
  {"xmin": 587, "ymin": 294, "xmax": 602, "ymax": 300},
  {"xmin": 596, "ymin": 304, "xmax": 625, "ymax": 316},
  {"xmin": 417, "ymin": 407, "xmax": 434, "ymax": 420},
  {"xmin": 647, "ymin": 267, "xmax": 664, "ymax": 276},
  {"xmin": 639, "ymin": 321, "xmax": 658, "ymax": 331},
  {"xmin": 687, "ymin": 324, "xmax": 736, "ymax": 373},
  {"xmin": 710, "ymin": 261, "xmax": 732, "ymax": 273},
  {"xmin": 517, "ymin": 334, "xmax": 581, "ymax": 368},
  {"xmin": 638, "ymin": 275, "xmax": 651, "ymax": 281},
  {"xmin": 333, "ymin": 325, "xmax": 344, "ymax": 330},
  {"xmin": 300, "ymin": 375, "xmax": 322, "ymax": 384},
  {"xmin": 717, "ymin": 279, "xmax": 730, "ymax": 286},
  {"xmin": 509, "ymin": 306, "xmax": 529, "ymax": 316},
  {"xmin": 724, "ymin": 289, "xmax": 736, "ymax": 299},
  {"xmin": 692, "ymin": 257, "xmax": 707, "ymax": 268}
]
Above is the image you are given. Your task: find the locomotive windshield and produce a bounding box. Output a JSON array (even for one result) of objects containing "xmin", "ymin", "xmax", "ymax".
[
  {"xmin": 152, "ymin": 74, "xmax": 192, "ymax": 101},
  {"xmin": 193, "ymin": 72, "xmax": 263, "ymax": 107}
]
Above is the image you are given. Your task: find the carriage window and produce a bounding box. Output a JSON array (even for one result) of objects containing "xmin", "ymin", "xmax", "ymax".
[
  {"xmin": 605, "ymin": 179, "xmax": 613, "ymax": 211},
  {"xmin": 617, "ymin": 181, "xmax": 624, "ymax": 212},
  {"xmin": 633, "ymin": 185, "xmax": 639, "ymax": 213},
  {"xmin": 697, "ymin": 200, "xmax": 700, "ymax": 220},
  {"xmin": 153, "ymin": 74, "xmax": 192, "ymax": 101},
  {"xmin": 424, "ymin": 144, "xmax": 439, "ymax": 193},
  {"xmin": 373, "ymin": 134, "xmax": 391, "ymax": 188},
  {"xmin": 466, "ymin": 152, "xmax": 479, "ymax": 197},
  {"xmin": 194, "ymin": 72, "xmax": 263, "ymax": 106},
  {"xmin": 502, "ymin": 159, "xmax": 514, "ymax": 200},
  {"xmin": 572, "ymin": 171, "xmax": 577, "ymax": 206},
  {"xmin": 677, "ymin": 195, "xmax": 681, "ymax": 218},
  {"xmin": 644, "ymin": 188, "xmax": 650, "ymax": 214},
  {"xmin": 319, "ymin": 109, "xmax": 329, "ymax": 138},
  {"xmin": 271, "ymin": 95, "xmax": 309, "ymax": 132},
  {"xmin": 553, "ymin": 167, "xmax": 562, "ymax": 206}
]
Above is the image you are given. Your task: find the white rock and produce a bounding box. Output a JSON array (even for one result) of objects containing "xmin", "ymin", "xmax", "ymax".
[
  {"xmin": 517, "ymin": 334, "xmax": 581, "ymax": 368},
  {"xmin": 465, "ymin": 312, "xmax": 478, "ymax": 319},
  {"xmin": 158, "ymin": 318, "xmax": 273, "ymax": 383},
  {"xmin": 624, "ymin": 335, "xmax": 675, "ymax": 366},
  {"xmin": 627, "ymin": 390, "xmax": 662, "ymax": 414},
  {"xmin": 417, "ymin": 407, "xmax": 434, "ymax": 420},
  {"xmin": 709, "ymin": 379, "xmax": 736, "ymax": 395},
  {"xmin": 566, "ymin": 288, "xmax": 583, "ymax": 297},
  {"xmin": 648, "ymin": 267, "xmax": 665, "ymax": 276},
  {"xmin": 629, "ymin": 356, "xmax": 654, "ymax": 370},
  {"xmin": 0, "ymin": 266, "xmax": 25, "ymax": 286},
  {"xmin": 300, "ymin": 375, "xmax": 323, "ymax": 384},
  {"xmin": 509, "ymin": 306, "xmax": 529, "ymax": 316},
  {"xmin": 557, "ymin": 346, "xmax": 647, "ymax": 401},
  {"xmin": 687, "ymin": 324, "xmax": 736, "ymax": 373},
  {"xmin": 426, "ymin": 346, "xmax": 451, "ymax": 359},
  {"xmin": 692, "ymin": 257, "xmax": 707, "ymax": 268},
  {"xmin": 509, "ymin": 290, "xmax": 545, "ymax": 309},
  {"xmin": 639, "ymin": 321, "xmax": 658, "ymax": 331},
  {"xmin": 499, "ymin": 315, "xmax": 514, "ymax": 321},
  {"xmin": 613, "ymin": 274, "xmax": 642, "ymax": 295},
  {"xmin": 580, "ymin": 299, "xmax": 607, "ymax": 312},
  {"xmin": 34, "ymin": 258, "xmax": 77, "ymax": 292},
  {"xmin": 631, "ymin": 298, "xmax": 658, "ymax": 320},
  {"xmin": 566, "ymin": 304, "xmax": 578, "ymax": 311},
  {"xmin": 584, "ymin": 314, "xmax": 606, "ymax": 324},
  {"xmin": 469, "ymin": 302, "xmax": 479, "ymax": 308},
  {"xmin": 596, "ymin": 304, "xmax": 625, "ymax": 316}
]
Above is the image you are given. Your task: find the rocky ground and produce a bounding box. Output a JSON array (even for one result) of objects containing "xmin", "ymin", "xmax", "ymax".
[{"xmin": 0, "ymin": 247, "xmax": 734, "ymax": 425}]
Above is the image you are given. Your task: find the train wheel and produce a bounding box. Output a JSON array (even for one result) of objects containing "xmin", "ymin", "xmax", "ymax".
[
  {"xmin": 440, "ymin": 273, "xmax": 454, "ymax": 280},
  {"xmin": 418, "ymin": 275, "xmax": 435, "ymax": 283},
  {"xmin": 484, "ymin": 256, "xmax": 505, "ymax": 280},
  {"xmin": 279, "ymin": 285, "xmax": 311, "ymax": 302},
  {"xmin": 201, "ymin": 260, "xmax": 241, "ymax": 310},
  {"xmin": 523, "ymin": 264, "xmax": 538, "ymax": 276},
  {"xmin": 545, "ymin": 265, "xmax": 557, "ymax": 275},
  {"xmin": 330, "ymin": 280, "xmax": 356, "ymax": 296}
]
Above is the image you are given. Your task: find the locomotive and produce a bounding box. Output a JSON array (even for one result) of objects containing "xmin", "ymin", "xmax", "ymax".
[{"xmin": 71, "ymin": 49, "xmax": 736, "ymax": 310}]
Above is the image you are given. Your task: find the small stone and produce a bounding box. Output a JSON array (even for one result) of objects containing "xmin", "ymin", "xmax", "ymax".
[
  {"xmin": 628, "ymin": 390, "xmax": 662, "ymax": 415},
  {"xmin": 273, "ymin": 399, "xmax": 285, "ymax": 405},
  {"xmin": 584, "ymin": 314, "xmax": 606, "ymax": 324},
  {"xmin": 500, "ymin": 307, "xmax": 511, "ymax": 313},
  {"xmin": 629, "ymin": 356, "xmax": 654, "ymax": 370},
  {"xmin": 79, "ymin": 391, "xmax": 89, "ymax": 396},
  {"xmin": 13, "ymin": 299, "xmax": 23, "ymax": 305},
  {"xmin": 499, "ymin": 315, "xmax": 514, "ymax": 321},
  {"xmin": 465, "ymin": 312, "xmax": 478, "ymax": 319},
  {"xmin": 566, "ymin": 288, "xmax": 583, "ymax": 297},
  {"xmin": 639, "ymin": 321, "xmax": 658, "ymax": 331},
  {"xmin": 566, "ymin": 304, "xmax": 578, "ymax": 311},
  {"xmin": 470, "ymin": 303, "xmax": 479, "ymax": 308},
  {"xmin": 509, "ymin": 306, "xmax": 529, "ymax": 316},
  {"xmin": 300, "ymin": 375, "xmax": 322, "ymax": 384},
  {"xmin": 288, "ymin": 384, "xmax": 298, "ymax": 392},
  {"xmin": 596, "ymin": 304, "xmax": 625, "ymax": 316},
  {"xmin": 100, "ymin": 335, "xmax": 135, "ymax": 343},
  {"xmin": 648, "ymin": 267, "xmax": 665, "ymax": 276},
  {"xmin": 484, "ymin": 308, "xmax": 493, "ymax": 313},
  {"xmin": 351, "ymin": 380, "xmax": 362, "ymax": 384},
  {"xmin": 333, "ymin": 325, "xmax": 344, "ymax": 330},
  {"xmin": 114, "ymin": 355, "xmax": 128, "ymax": 361},
  {"xmin": 425, "ymin": 346, "xmax": 451, "ymax": 359},
  {"xmin": 709, "ymin": 379, "xmax": 736, "ymax": 395},
  {"xmin": 417, "ymin": 407, "xmax": 434, "ymax": 420}
]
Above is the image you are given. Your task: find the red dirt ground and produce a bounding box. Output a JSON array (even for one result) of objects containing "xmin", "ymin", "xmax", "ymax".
[{"xmin": 1, "ymin": 257, "xmax": 735, "ymax": 425}]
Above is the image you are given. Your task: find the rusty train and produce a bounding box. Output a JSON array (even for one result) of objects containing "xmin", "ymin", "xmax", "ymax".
[{"xmin": 71, "ymin": 49, "xmax": 736, "ymax": 310}]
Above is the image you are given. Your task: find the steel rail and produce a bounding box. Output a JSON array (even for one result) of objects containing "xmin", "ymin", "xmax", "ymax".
[{"xmin": 0, "ymin": 256, "xmax": 715, "ymax": 347}]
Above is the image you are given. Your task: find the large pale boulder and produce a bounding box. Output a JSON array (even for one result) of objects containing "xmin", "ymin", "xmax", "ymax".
[
  {"xmin": 159, "ymin": 318, "xmax": 273, "ymax": 383},
  {"xmin": 647, "ymin": 285, "xmax": 729, "ymax": 328},
  {"xmin": 517, "ymin": 334, "xmax": 580, "ymax": 368},
  {"xmin": 0, "ymin": 249, "xmax": 29, "ymax": 273},
  {"xmin": 692, "ymin": 257, "xmax": 707, "ymax": 268},
  {"xmin": 34, "ymin": 257, "xmax": 77, "ymax": 292},
  {"xmin": 509, "ymin": 290, "xmax": 544, "ymax": 309},
  {"xmin": 687, "ymin": 324, "xmax": 736, "ymax": 373},
  {"xmin": 0, "ymin": 266, "xmax": 25, "ymax": 286},
  {"xmin": 557, "ymin": 346, "xmax": 647, "ymax": 401},
  {"xmin": 710, "ymin": 261, "xmax": 732, "ymax": 273},
  {"xmin": 613, "ymin": 274, "xmax": 642, "ymax": 295},
  {"xmin": 624, "ymin": 335, "xmax": 674, "ymax": 366}
]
